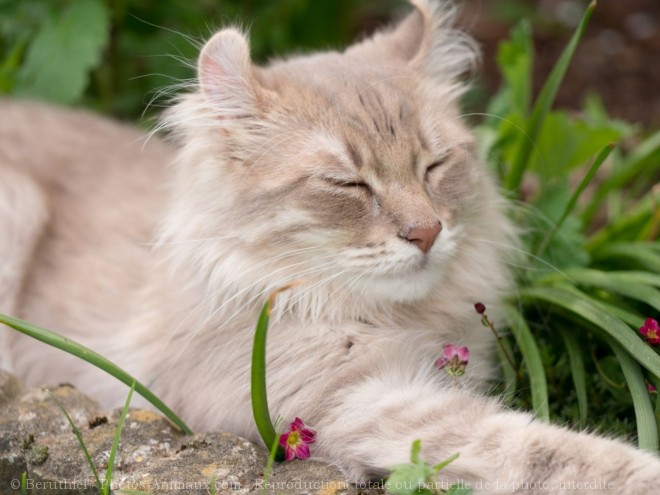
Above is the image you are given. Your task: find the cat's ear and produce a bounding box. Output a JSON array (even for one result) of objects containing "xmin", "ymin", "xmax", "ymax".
[
  {"xmin": 198, "ymin": 29, "xmax": 264, "ymax": 116},
  {"xmin": 349, "ymin": 0, "xmax": 477, "ymax": 85}
]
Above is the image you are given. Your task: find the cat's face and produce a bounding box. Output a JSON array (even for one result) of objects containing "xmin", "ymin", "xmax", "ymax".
[{"xmin": 167, "ymin": 1, "xmax": 488, "ymax": 304}]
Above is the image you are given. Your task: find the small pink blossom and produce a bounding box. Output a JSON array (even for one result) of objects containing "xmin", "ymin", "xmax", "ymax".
[
  {"xmin": 648, "ymin": 382, "xmax": 657, "ymax": 393},
  {"xmin": 435, "ymin": 344, "xmax": 470, "ymax": 377},
  {"xmin": 279, "ymin": 417, "xmax": 316, "ymax": 461},
  {"xmin": 639, "ymin": 318, "xmax": 660, "ymax": 346}
]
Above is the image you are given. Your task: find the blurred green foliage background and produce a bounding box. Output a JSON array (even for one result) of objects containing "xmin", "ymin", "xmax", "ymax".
[{"xmin": 0, "ymin": 0, "xmax": 402, "ymax": 119}]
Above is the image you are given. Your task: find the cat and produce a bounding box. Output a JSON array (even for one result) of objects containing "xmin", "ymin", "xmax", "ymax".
[{"xmin": 1, "ymin": 0, "xmax": 658, "ymax": 491}]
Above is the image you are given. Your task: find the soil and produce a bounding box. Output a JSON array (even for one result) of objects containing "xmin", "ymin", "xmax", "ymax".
[{"xmin": 458, "ymin": 0, "xmax": 660, "ymax": 127}]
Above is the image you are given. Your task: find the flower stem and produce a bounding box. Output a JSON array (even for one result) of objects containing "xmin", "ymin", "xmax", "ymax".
[{"xmin": 482, "ymin": 314, "xmax": 518, "ymax": 376}]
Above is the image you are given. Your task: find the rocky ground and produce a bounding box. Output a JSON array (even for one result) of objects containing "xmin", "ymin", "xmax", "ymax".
[{"xmin": 0, "ymin": 370, "xmax": 382, "ymax": 495}]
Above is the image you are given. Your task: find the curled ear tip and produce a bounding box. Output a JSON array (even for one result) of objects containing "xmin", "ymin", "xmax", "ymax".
[
  {"xmin": 203, "ymin": 28, "xmax": 250, "ymax": 55},
  {"xmin": 198, "ymin": 28, "xmax": 251, "ymax": 80}
]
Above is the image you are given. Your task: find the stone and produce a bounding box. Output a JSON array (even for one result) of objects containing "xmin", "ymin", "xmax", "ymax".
[{"xmin": 0, "ymin": 370, "xmax": 383, "ymax": 494}]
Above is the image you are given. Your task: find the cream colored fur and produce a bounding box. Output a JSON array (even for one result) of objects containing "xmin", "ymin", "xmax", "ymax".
[{"xmin": 1, "ymin": 1, "xmax": 658, "ymax": 491}]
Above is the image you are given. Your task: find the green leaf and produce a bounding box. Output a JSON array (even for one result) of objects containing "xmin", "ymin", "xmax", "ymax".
[
  {"xmin": 103, "ymin": 381, "xmax": 135, "ymax": 495},
  {"xmin": 261, "ymin": 433, "xmax": 281, "ymax": 495},
  {"xmin": 505, "ymin": 1, "xmax": 595, "ymax": 192},
  {"xmin": 251, "ymin": 300, "xmax": 284, "ymax": 460},
  {"xmin": 410, "ymin": 438, "xmax": 422, "ymax": 463},
  {"xmin": 591, "ymin": 242, "xmax": 660, "ymax": 273},
  {"xmin": 552, "ymin": 268, "xmax": 660, "ymax": 312},
  {"xmin": 0, "ymin": 313, "xmax": 192, "ymax": 434},
  {"xmin": 582, "ymin": 130, "xmax": 660, "ymax": 225},
  {"xmin": 588, "ymin": 196, "xmax": 658, "ymax": 250},
  {"xmin": 47, "ymin": 391, "xmax": 102, "ymax": 491},
  {"xmin": 529, "ymin": 113, "xmax": 619, "ymax": 180},
  {"xmin": 530, "ymin": 185, "xmax": 590, "ymax": 270},
  {"xmin": 503, "ymin": 306, "xmax": 550, "ymax": 420},
  {"xmin": 432, "ymin": 452, "xmax": 459, "ymax": 473},
  {"xmin": 558, "ymin": 328, "xmax": 588, "ymax": 428},
  {"xmin": 387, "ymin": 440, "xmax": 439, "ymax": 495},
  {"xmin": 15, "ymin": 0, "xmax": 110, "ymax": 104},
  {"xmin": 493, "ymin": 19, "xmax": 533, "ymax": 117},
  {"xmin": 608, "ymin": 340, "xmax": 659, "ymax": 452},
  {"xmin": 535, "ymin": 144, "xmax": 614, "ymax": 258},
  {"xmin": 387, "ymin": 461, "xmax": 434, "ymax": 495},
  {"xmin": 446, "ymin": 486, "xmax": 473, "ymax": 495},
  {"xmin": 583, "ymin": 92, "xmax": 636, "ymax": 137},
  {"xmin": 497, "ymin": 336, "xmax": 518, "ymax": 406},
  {"xmin": 518, "ymin": 286, "xmax": 660, "ymax": 378}
]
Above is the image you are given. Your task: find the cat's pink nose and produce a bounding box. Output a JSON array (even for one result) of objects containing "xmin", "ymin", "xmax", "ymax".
[{"xmin": 406, "ymin": 222, "xmax": 442, "ymax": 253}]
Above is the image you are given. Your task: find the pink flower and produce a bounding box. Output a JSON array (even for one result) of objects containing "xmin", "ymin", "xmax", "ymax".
[
  {"xmin": 648, "ymin": 383, "xmax": 657, "ymax": 393},
  {"xmin": 639, "ymin": 318, "xmax": 660, "ymax": 345},
  {"xmin": 435, "ymin": 344, "xmax": 470, "ymax": 377},
  {"xmin": 279, "ymin": 417, "xmax": 316, "ymax": 461}
]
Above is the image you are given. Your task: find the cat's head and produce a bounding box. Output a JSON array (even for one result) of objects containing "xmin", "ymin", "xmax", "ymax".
[{"xmin": 162, "ymin": 0, "xmax": 511, "ymax": 312}]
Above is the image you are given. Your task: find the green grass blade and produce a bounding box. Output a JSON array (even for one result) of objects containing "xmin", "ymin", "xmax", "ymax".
[
  {"xmin": 261, "ymin": 433, "xmax": 281, "ymax": 495},
  {"xmin": 103, "ymin": 381, "xmax": 135, "ymax": 495},
  {"xmin": 0, "ymin": 314, "xmax": 192, "ymax": 435},
  {"xmin": 558, "ymin": 328, "xmax": 588, "ymax": 428},
  {"xmin": 21, "ymin": 472, "xmax": 26, "ymax": 495},
  {"xmin": 535, "ymin": 143, "xmax": 614, "ymax": 257},
  {"xmin": 433, "ymin": 452, "xmax": 460, "ymax": 474},
  {"xmin": 595, "ymin": 302, "xmax": 645, "ymax": 328},
  {"xmin": 541, "ymin": 269, "xmax": 660, "ymax": 288},
  {"xmin": 47, "ymin": 391, "xmax": 102, "ymax": 490},
  {"xmin": 608, "ymin": 340, "xmax": 659, "ymax": 452},
  {"xmin": 505, "ymin": 1, "xmax": 596, "ymax": 192},
  {"xmin": 591, "ymin": 242, "xmax": 660, "ymax": 272},
  {"xmin": 503, "ymin": 306, "xmax": 550, "ymax": 420},
  {"xmin": 587, "ymin": 197, "xmax": 657, "ymax": 251},
  {"xmin": 497, "ymin": 336, "xmax": 518, "ymax": 406},
  {"xmin": 651, "ymin": 375, "xmax": 660, "ymax": 439},
  {"xmin": 251, "ymin": 301, "xmax": 284, "ymax": 461},
  {"xmin": 582, "ymin": 130, "xmax": 660, "ymax": 225},
  {"xmin": 548, "ymin": 268, "xmax": 660, "ymax": 311},
  {"xmin": 518, "ymin": 286, "xmax": 660, "ymax": 377}
]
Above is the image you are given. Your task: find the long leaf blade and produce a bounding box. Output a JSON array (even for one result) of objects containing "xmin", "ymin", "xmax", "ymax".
[
  {"xmin": 543, "ymin": 268, "xmax": 660, "ymax": 311},
  {"xmin": 558, "ymin": 328, "xmax": 588, "ymax": 428},
  {"xmin": 582, "ymin": 130, "xmax": 660, "ymax": 224},
  {"xmin": 535, "ymin": 143, "xmax": 614, "ymax": 257},
  {"xmin": 250, "ymin": 301, "xmax": 284, "ymax": 460},
  {"xmin": 503, "ymin": 306, "xmax": 550, "ymax": 420},
  {"xmin": 518, "ymin": 286, "xmax": 660, "ymax": 377},
  {"xmin": 505, "ymin": 1, "xmax": 596, "ymax": 191},
  {"xmin": 608, "ymin": 341, "xmax": 659, "ymax": 451},
  {"xmin": 47, "ymin": 391, "xmax": 102, "ymax": 490},
  {"xmin": 103, "ymin": 381, "xmax": 135, "ymax": 495},
  {"xmin": 591, "ymin": 242, "xmax": 660, "ymax": 272},
  {"xmin": 0, "ymin": 314, "xmax": 192, "ymax": 435}
]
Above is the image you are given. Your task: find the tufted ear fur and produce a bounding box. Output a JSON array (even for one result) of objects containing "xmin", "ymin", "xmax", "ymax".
[
  {"xmin": 197, "ymin": 28, "xmax": 264, "ymax": 117},
  {"xmin": 347, "ymin": 0, "xmax": 478, "ymax": 86}
]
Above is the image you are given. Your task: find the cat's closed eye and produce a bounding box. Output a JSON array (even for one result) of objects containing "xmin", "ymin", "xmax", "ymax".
[
  {"xmin": 322, "ymin": 176, "xmax": 371, "ymax": 193},
  {"xmin": 424, "ymin": 156, "xmax": 449, "ymax": 181}
]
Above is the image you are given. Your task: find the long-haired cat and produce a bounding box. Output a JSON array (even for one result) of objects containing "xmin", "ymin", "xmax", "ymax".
[{"xmin": 1, "ymin": 0, "xmax": 658, "ymax": 491}]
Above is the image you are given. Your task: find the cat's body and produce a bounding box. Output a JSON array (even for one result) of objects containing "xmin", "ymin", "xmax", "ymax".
[{"xmin": 1, "ymin": 1, "xmax": 659, "ymax": 491}]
